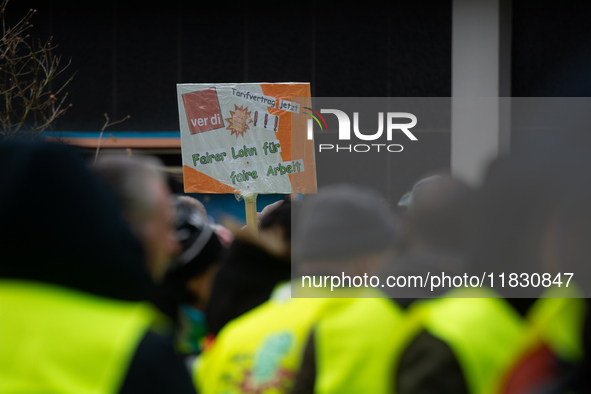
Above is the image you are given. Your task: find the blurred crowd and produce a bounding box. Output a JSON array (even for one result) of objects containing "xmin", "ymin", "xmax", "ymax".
[{"xmin": 0, "ymin": 139, "xmax": 590, "ymax": 394}]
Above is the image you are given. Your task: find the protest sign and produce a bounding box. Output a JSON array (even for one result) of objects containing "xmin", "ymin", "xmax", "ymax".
[{"xmin": 177, "ymin": 83, "xmax": 317, "ymax": 195}]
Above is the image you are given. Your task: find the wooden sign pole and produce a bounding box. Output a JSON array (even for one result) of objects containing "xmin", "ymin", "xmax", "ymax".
[{"xmin": 244, "ymin": 193, "xmax": 258, "ymax": 233}]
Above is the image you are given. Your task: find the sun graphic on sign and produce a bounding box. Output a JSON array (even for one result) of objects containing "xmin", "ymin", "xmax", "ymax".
[{"xmin": 225, "ymin": 105, "xmax": 253, "ymax": 138}]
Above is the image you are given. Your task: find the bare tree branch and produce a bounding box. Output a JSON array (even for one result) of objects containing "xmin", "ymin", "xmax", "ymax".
[{"xmin": 1, "ymin": 0, "xmax": 74, "ymax": 138}]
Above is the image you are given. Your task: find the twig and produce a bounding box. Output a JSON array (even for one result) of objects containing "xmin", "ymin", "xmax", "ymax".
[{"xmin": 94, "ymin": 113, "xmax": 131, "ymax": 164}]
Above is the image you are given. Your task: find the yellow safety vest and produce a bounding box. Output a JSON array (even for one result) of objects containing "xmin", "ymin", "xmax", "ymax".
[
  {"xmin": 408, "ymin": 288, "xmax": 526, "ymax": 394},
  {"xmin": 314, "ymin": 295, "xmax": 407, "ymax": 394},
  {"xmin": 525, "ymin": 286, "xmax": 585, "ymax": 363},
  {"xmin": 195, "ymin": 282, "xmax": 350, "ymax": 394},
  {"xmin": 489, "ymin": 285, "xmax": 586, "ymax": 394},
  {"xmin": 0, "ymin": 280, "xmax": 156, "ymax": 394}
]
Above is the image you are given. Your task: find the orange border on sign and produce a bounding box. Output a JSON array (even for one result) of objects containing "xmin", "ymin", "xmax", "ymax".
[
  {"xmin": 183, "ymin": 165, "xmax": 240, "ymax": 193},
  {"xmin": 182, "ymin": 83, "xmax": 316, "ymax": 194},
  {"xmin": 260, "ymin": 84, "xmax": 316, "ymax": 194}
]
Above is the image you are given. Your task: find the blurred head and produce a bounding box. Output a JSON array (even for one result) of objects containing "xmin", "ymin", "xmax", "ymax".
[
  {"xmin": 293, "ymin": 184, "xmax": 396, "ymax": 276},
  {"xmin": 0, "ymin": 141, "xmax": 155, "ymax": 301},
  {"xmin": 545, "ymin": 161, "xmax": 591, "ymax": 295},
  {"xmin": 398, "ymin": 175, "xmax": 442, "ymax": 210},
  {"xmin": 156, "ymin": 196, "xmax": 224, "ymax": 321},
  {"xmin": 468, "ymin": 155, "xmax": 575, "ymax": 300},
  {"xmin": 258, "ymin": 198, "xmax": 293, "ymax": 258},
  {"xmin": 177, "ymin": 195, "xmax": 208, "ymax": 222},
  {"xmin": 405, "ymin": 174, "xmax": 473, "ymax": 254},
  {"xmin": 93, "ymin": 153, "xmax": 180, "ymax": 281}
]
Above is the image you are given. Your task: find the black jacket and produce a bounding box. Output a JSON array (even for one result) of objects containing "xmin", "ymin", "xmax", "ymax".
[{"xmin": 0, "ymin": 141, "xmax": 195, "ymax": 394}]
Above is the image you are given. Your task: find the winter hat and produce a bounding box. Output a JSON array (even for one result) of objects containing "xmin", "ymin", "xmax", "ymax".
[
  {"xmin": 155, "ymin": 196, "xmax": 224, "ymax": 323},
  {"xmin": 293, "ymin": 184, "xmax": 396, "ymax": 262},
  {"xmin": 166, "ymin": 196, "xmax": 223, "ymax": 280}
]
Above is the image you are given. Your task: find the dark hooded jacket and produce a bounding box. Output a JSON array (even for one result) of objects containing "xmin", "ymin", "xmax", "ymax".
[{"xmin": 0, "ymin": 141, "xmax": 195, "ymax": 394}]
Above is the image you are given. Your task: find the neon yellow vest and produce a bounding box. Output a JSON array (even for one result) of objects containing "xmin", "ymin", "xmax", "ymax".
[
  {"xmin": 525, "ymin": 286, "xmax": 586, "ymax": 363},
  {"xmin": 314, "ymin": 294, "xmax": 406, "ymax": 394},
  {"xmin": 0, "ymin": 280, "xmax": 156, "ymax": 394},
  {"xmin": 195, "ymin": 282, "xmax": 350, "ymax": 394},
  {"xmin": 409, "ymin": 288, "xmax": 526, "ymax": 394},
  {"xmin": 487, "ymin": 285, "xmax": 586, "ymax": 394}
]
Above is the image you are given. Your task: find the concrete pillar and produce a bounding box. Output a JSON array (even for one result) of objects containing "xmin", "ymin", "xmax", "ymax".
[{"xmin": 451, "ymin": 0, "xmax": 511, "ymax": 185}]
